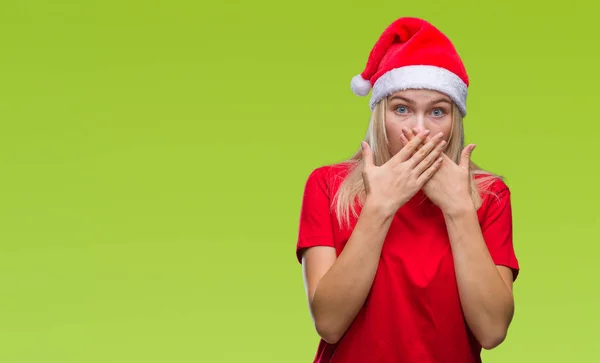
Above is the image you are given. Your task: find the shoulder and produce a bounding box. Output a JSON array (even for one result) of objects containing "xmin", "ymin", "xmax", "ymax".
[
  {"xmin": 474, "ymin": 173, "xmax": 512, "ymax": 214},
  {"xmin": 474, "ymin": 173, "xmax": 510, "ymax": 196},
  {"xmin": 304, "ymin": 161, "xmax": 355, "ymax": 187}
]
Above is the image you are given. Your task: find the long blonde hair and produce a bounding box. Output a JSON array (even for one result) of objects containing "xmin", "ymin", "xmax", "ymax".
[{"xmin": 332, "ymin": 97, "xmax": 501, "ymax": 228}]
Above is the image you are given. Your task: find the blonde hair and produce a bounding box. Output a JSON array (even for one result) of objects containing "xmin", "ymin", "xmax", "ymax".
[{"xmin": 332, "ymin": 97, "xmax": 501, "ymax": 228}]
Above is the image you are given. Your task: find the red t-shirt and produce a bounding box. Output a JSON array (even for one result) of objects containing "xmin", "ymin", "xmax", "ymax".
[{"xmin": 296, "ymin": 162, "xmax": 520, "ymax": 363}]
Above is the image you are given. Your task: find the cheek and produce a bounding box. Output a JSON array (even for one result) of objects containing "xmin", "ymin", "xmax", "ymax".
[
  {"xmin": 384, "ymin": 122, "xmax": 405, "ymax": 153},
  {"xmin": 442, "ymin": 122, "xmax": 453, "ymax": 141},
  {"xmin": 431, "ymin": 118, "xmax": 453, "ymax": 141}
]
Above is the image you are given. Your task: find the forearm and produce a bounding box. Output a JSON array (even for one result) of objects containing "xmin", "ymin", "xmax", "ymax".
[
  {"xmin": 311, "ymin": 201, "xmax": 394, "ymax": 344},
  {"xmin": 444, "ymin": 205, "xmax": 514, "ymax": 350}
]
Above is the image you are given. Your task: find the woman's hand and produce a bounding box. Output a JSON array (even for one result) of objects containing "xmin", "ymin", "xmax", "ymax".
[
  {"xmin": 400, "ymin": 129, "xmax": 476, "ymax": 215},
  {"xmin": 360, "ymin": 129, "xmax": 446, "ymax": 216}
]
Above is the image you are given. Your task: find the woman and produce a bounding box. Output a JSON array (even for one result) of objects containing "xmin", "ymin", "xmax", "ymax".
[{"xmin": 295, "ymin": 17, "xmax": 520, "ymax": 363}]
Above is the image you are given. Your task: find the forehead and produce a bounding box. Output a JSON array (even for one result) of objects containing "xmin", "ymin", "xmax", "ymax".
[{"xmin": 388, "ymin": 89, "xmax": 451, "ymax": 102}]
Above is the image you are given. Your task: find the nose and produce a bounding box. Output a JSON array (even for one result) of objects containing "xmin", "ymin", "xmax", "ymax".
[{"xmin": 412, "ymin": 114, "xmax": 427, "ymax": 133}]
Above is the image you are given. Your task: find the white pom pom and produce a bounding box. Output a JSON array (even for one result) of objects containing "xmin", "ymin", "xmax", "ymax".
[{"xmin": 350, "ymin": 74, "xmax": 372, "ymax": 96}]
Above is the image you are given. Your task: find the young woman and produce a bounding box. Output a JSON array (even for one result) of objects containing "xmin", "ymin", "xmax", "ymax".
[{"xmin": 295, "ymin": 17, "xmax": 520, "ymax": 363}]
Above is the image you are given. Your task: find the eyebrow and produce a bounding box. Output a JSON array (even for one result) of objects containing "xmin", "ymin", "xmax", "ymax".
[{"xmin": 389, "ymin": 96, "xmax": 452, "ymax": 106}]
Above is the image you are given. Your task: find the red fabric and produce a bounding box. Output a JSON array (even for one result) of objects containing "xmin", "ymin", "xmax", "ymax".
[
  {"xmin": 358, "ymin": 17, "xmax": 469, "ymax": 88},
  {"xmin": 296, "ymin": 163, "xmax": 519, "ymax": 363}
]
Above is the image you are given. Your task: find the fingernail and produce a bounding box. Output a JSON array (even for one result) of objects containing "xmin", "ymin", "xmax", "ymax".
[{"xmin": 424, "ymin": 130, "xmax": 431, "ymax": 136}]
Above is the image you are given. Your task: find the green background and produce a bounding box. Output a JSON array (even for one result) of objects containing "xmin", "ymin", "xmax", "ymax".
[{"xmin": 0, "ymin": 0, "xmax": 598, "ymax": 362}]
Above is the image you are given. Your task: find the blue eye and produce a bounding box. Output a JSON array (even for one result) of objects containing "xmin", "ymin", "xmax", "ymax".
[
  {"xmin": 432, "ymin": 108, "xmax": 445, "ymax": 117},
  {"xmin": 396, "ymin": 106, "xmax": 409, "ymax": 114}
]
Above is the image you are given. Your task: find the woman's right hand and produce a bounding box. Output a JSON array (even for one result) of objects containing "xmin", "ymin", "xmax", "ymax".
[{"xmin": 360, "ymin": 129, "xmax": 446, "ymax": 216}]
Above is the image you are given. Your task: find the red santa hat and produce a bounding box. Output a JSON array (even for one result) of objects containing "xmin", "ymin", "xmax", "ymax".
[{"xmin": 350, "ymin": 17, "xmax": 470, "ymax": 116}]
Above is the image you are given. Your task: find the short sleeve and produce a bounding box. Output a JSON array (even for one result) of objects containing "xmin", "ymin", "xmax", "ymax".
[
  {"xmin": 296, "ymin": 167, "xmax": 336, "ymax": 264},
  {"xmin": 480, "ymin": 183, "xmax": 520, "ymax": 281}
]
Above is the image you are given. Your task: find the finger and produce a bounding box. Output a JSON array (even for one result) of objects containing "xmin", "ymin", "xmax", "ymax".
[
  {"xmin": 405, "ymin": 128, "xmax": 435, "ymax": 151},
  {"xmin": 411, "ymin": 128, "xmax": 435, "ymax": 144},
  {"xmin": 413, "ymin": 138, "xmax": 447, "ymax": 175},
  {"xmin": 393, "ymin": 129, "xmax": 430, "ymax": 162},
  {"xmin": 407, "ymin": 132, "xmax": 445, "ymax": 167},
  {"xmin": 416, "ymin": 156, "xmax": 444, "ymax": 185},
  {"xmin": 402, "ymin": 128, "xmax": 416, "ymax": 142},
  {"xmin": 361, "ymin": 141, "xmax": 374, "ymax": 169},
  {"xmin": 459, "ymin": 144, "xmax": 476, "ymax": 169},
  {"xmin": 399, "ymin": 132, "xmax": 410, "ymax": 146},
  {"xmin": 400, "ymin": 129, "xmax": 414, "ymax": 149},
  {"xmin": 411, "ymin": 128, "xmax": 423, "ymax": 143}
]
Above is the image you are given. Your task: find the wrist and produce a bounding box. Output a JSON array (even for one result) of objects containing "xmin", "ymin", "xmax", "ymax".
[
  {"xmin": 442, "ymin": 201, "xmax": 476, "ymax": 219},
  {"xmin": 362, "ymin": 197, "xmax": 398, "ymax": 221}
]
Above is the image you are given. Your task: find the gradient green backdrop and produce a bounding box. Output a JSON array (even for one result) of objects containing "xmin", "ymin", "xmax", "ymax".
[{"xmin": 0, "ymin": 0, "xmax": 598, "ymax": 362}]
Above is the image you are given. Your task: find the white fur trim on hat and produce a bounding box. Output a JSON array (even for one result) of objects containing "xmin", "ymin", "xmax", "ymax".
[
  {"xmin": 351, "ymin": 74, "xmax": 372, "ymax": 96},
  {"xmin": 369, "ymin": 65, "xmax": 468, "ymax": 116}
]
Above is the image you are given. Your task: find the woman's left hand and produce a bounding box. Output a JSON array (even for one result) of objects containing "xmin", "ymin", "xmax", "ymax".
[{"xmin": 401, "ymin": 129, "xmax": 476, "ymax": 215}]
